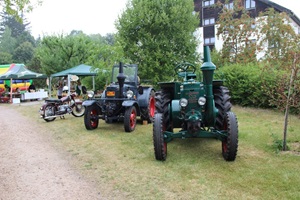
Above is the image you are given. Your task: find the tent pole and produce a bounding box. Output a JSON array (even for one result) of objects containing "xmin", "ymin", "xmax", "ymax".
[
  {"xmin": 67, "ymin": 75, "xmax": 71, "ymax": 95},
  {"xmin": 49, "ymin": 77, "xmax": 52, "ymax": 98},
  {"xmin": 92, "ymin": 76, "xmax": 95, "ymax": 91},
  {"xmin": 10, "ymin": 78, "xmax": 12, "ymax": 103}
]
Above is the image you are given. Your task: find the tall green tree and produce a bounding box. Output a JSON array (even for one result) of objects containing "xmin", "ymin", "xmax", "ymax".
[
  {"xmin": 216, "ymin": 0, "xmax": 257, "ymax": 64},
  {"xmin": 116, "ymin": 0, "xmax": 199, "ymax": 84},
  {"xmin": 257, "ymin": 8, "xmax": 296, "ymax": 61},
  {"xmin": 13, "ymin": 41, "xmax": 34, "ymax": 63},
  {"xmin": 35, "ymin": 33, "xmax": 95, "ymax": 76},
  {"xmin": 0, "ymin": 26, "xmax": 16, "ymax": 54}
]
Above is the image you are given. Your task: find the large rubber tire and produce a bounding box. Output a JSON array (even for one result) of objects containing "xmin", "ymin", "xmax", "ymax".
[
  {"xmin": 214, "ymin": 86, "xmax": 232, "ymax": 130},
  {"xmin": 84, "ymin": 105, "xmax": 99, "ymax": 130},
  {"xmin": 155, "ymin": 90, "xmax": 172, "ymax": 131},
  {"xmin": 141, "ymin": 90, "xmax": 155, "ymax": 123},
  {"xmin": 153, "ymin": 90, "xmax": 172, "ymax": 161},
  {"xmin": 71, "ymin": 103, "xmax": 85, "ymax": 117},
  {"xmin": 124, "ymin": 106, "xmax": 137, "ymax": 132},
  {"xmin": 222, "ymin": 112, "xmax": 238, "ymax": 161},
  {"xmin": 43, "ymin": 105, "xmax": 56, "ymax": 122},
  {"xmin": 153, "ymin": 113, "xmax": 167, "ymax": 161}
]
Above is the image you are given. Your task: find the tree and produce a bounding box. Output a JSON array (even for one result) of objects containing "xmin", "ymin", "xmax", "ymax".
[
  {"xmin": 0, "ymin": 26, "xmax": 17, "ymax": 54},
  {"xmin": 258, "ymin": 8, "xmax": 300, "ymax": 151},
  {"xmin": 116, "ymin": 0, "xmax": 200, "ymax": 84},
  {"xmin": 35, "ymin": 33, "xmax": 94, "ymax": 76},
  {"xmin": 0, "ymin": 0, "xmax": 42, "ymax": 19},
  {"xmin": 13, "ymin": 41, "xmax": 34, "ymax": 64},
  {"xmin": 0, "ymin": 51, "xmax": 12, "ymax": 64},
  {"xmin": 87, "ymin": 33, "xmax": 125, "ymax": 90},
  {"xmin": 216, "ymin": 0, "xmax": 257, "ymax": 64}
]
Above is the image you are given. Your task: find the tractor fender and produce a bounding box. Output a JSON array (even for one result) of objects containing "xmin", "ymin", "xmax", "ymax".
[
  {"xmin": 122, "ymin": 100, "xmax": 141, "ymax": 116},
  {"xmin": 137, "ymin": 87, "xmax": 155, "ymax": 108},
  {"xmin": 82, "ymin": 100, "xmax": 98, "ymax": 107}
]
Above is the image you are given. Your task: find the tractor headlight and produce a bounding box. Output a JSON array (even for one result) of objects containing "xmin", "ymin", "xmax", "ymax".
[
  {"xmin": 126, "ymin": 90, "xmax": 134, "ymax": 99},
  {"xmin": 179, "ymin": 98, "xmax": 188, "ymax": 108},
  {"xmin": 198, "ymin": 97, "xmax": 206, "ymax": 106}
]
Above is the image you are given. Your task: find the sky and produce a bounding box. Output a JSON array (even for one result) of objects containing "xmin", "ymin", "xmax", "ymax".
[
  {"xmin": 27, "ymin": 0, "xmax": 128, "ymax": 38},
  {"xmin": 27, "ymin": 0, "xmax": 300, "ymax": 39}
]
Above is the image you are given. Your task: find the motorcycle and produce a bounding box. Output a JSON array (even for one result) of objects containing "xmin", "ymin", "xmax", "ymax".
[{"xmin": 39, "ymin": 93, "xmax": 85, "ymax": 122}]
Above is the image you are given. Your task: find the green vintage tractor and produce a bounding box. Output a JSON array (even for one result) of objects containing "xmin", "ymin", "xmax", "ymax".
[{"xmin": 153, "ymin": 46, "xmax": 238, "ymax": 161}]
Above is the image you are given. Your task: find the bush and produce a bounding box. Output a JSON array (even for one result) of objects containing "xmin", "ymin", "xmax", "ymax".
[{"xmin": 215, "ymin": 63, "xmax": 277, "ymax": 108}]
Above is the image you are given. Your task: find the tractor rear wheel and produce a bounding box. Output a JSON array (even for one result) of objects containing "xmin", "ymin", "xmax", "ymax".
[
  {"xmin": 84, "ymin": 105, "xmax": 99, "ymax": 130},
  {"xmin": 222, "ymin": 112, "xmax": 238, "ymax": 161},
  {"xmin": 124, "ymin": 106, "xmax": 137, "ymax": 132},
  {"xmin": 154, "ymin": 90, "xmax": 172, "ymax": 131},
  {"xmin": 214, "ymin": 86, "xmax": 232, "ymax": 130},
  {"xmin": 141, "ymin": 90, "xmax": 155, "ymax": 123}
]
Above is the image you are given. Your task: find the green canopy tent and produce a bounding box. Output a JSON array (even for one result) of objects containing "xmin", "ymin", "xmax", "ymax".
[
  {"xmin": 0, "ymin": 64, "xmax": 47, "ymax": 103},
  {"xmin": 0, "ymin": 64, "xmax": 47, "ymax": 80},
  {"xmin": 50, "ymin": 64, "xmax": 98, "ymax": 96}
]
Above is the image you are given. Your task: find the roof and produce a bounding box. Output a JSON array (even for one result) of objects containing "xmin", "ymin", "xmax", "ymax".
[
  {"xmin": 51, "ymin": 64, "xmax": 98, "ymax": 77},
  {"xmin": 259, "ymin": 0, "xmax": 300, "ymax": 26},
  {"xmin": 0, "ymin": 64, "xmax": 47, "ymax": 80}
]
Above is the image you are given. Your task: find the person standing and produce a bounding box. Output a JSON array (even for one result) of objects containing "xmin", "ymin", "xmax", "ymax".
[
  {"xmin": 57, "ymin": 81, "xmax": 63, "ymax": 99},
  {"xmin": 76, "ymin": 80, "xmax": 82, "ymax": 96},
  {"xmin": 28, "ymin": 82, "xmax": 36, "ymax": 92}
]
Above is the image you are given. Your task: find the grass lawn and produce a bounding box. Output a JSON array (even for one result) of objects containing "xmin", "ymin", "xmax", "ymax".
[{"xmin": 10, "ymin": 103, "xmax": 300, "ymax": 199}]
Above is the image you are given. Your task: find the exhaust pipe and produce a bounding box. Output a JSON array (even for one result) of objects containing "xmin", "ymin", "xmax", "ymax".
[
  {"xmin": 117, "ymin": 62, "xmax": 126, "ymax": 98},
  {"xmin": 201, "ymin": 46, "xmax": 218, "ymax": 126}
]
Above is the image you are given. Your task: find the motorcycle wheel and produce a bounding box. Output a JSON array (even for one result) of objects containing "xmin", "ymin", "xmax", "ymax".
[
  {"xmin": 71, "ymin": 103, "xmax": 85, "ymax": 117},
  {"xmin": 84, "ymin": 105, "xmax": 99, "ymax": 130},
  {"xmin": 44, "ymin": 105, "xmax": 56, "ymax": 122}
]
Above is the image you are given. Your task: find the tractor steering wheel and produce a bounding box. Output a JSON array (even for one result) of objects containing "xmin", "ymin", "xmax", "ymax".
[{"xmin": 175, "ymin": 62, "xmax": 196, "ymax": 75}]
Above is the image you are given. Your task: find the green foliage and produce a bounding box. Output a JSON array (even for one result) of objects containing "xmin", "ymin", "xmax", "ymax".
[
  {"xmin": 0, "ymin": 0, "xmax": 42, "ymax": 19},
  {"xmin": 216, "ymin": 0, "xmax": 257, "ymax": 64},
  {"xmin": 216, "ymin": 62, "xmax": 277, "ymax": 108},
  {"xmin": 0, "ymin": 26, "xmax": 17, "ymax": 54},
  {"xmin": 116, "ymin": 0, "xmax": 200, "ymax": 85},
  {"xmin": 12, "ymin": 41, "xmax": 34, "ymax": 64},
  {"xmin": 271, "ymin": 133, "xmax": 289, "ymax": 153},
  {"xmin": 257, "ymin": 8, "xmax": 296, "ymax": 61},
  {"xmin": 35, "ymin": 33, "xmax": 95, "ymax": 76},
  {"xmin": 0, "ymin": 51, "xmax": 12, "ymax": 64}
]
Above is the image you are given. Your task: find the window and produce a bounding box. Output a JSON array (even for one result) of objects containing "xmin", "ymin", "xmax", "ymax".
[
  {"xmin": 203, "ymin": 18, "xmax": 215, "ymax": 26},
  {"xmin": 203, "ymin": 0, "xmax": 214, "ymax": 7},
  {"xmin": 224, "ymin": 2, "xmax": 234, "ymax": 10},
  {"xmin": 204, "ymin": 37, "xmax": 215, "ymax": 45},
  {"xmin": 245, "ymin": 0, "xmax": 255, "ymax": 9}
]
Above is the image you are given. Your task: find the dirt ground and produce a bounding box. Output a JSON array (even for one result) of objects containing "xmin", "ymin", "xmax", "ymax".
[{"xmin": 0, "ymin": 103, "xmax": 102, "ymax": 200}]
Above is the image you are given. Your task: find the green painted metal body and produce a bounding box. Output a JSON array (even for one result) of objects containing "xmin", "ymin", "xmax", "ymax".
[{"xmin": 158, "ymin": 46, "xmax": 224, "ymax": 142}]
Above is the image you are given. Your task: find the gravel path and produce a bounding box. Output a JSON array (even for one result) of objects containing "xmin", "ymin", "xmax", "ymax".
[{"xmin": 0, "ymin": 104, "xmax": 101, "ymax": 200}]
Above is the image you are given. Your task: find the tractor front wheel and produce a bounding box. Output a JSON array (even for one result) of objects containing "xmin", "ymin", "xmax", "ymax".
[
  {"xmin": 84, "ymin": 105, "xmax": 99, "ymax": 130},
  {"xmin": 222, "ymin": 112, "xmax": 238, "ymax": 161},
  {"xmin": 153, "ymin": 113, "xmax": 167, "ymax": 161},
  {"xmin": 124, "ymin": 106, "xmax": 137, "ymax": 132}
]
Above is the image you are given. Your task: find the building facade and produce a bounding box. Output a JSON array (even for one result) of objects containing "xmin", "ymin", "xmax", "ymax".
[{"xmin": 194, "ymin": 0, "xmax": 300, "ymax": 56}]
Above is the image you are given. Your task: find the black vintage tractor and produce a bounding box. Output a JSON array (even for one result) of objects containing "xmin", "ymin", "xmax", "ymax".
[
  {"xmin": 153, "ymin": 46, "xmax": 238, "ymax": 161},
  {"xmin": 83, "ymin": 62, "xmax": 155, "ymax": 132}
]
